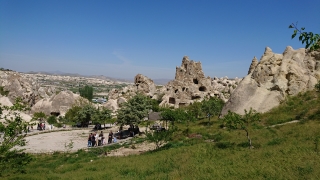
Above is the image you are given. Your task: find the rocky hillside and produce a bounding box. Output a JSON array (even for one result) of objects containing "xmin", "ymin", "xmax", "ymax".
[
  {"xmin": 159, "ymin": 56, "xmax": 241, "ymax": 108},
  {"xmin": 221, "ymin": 46, "xmax": 320, "ymax": 116},
  {"xmin": 0, "ymin": 70, "xmax": 132, "ymax": 116},
  {"xmin": 105, "ymin": 56, "xmax": 242, "ymax": 111},
  {"xmin": 0, "ymin": 70, "xmax": 49, "ymax": 107}
]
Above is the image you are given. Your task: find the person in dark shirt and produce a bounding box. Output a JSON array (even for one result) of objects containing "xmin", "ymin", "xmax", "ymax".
[
  {"xmin": 98, "ymin": 131, "xmax": 103, "ymax": 146},
  {"xmin": 88, "ymin": 133, "xmax": 92, "ymax": 147},
  {"xmin": 91, "ymin": 132, "xmax": 96, "ymax": 147},
  {"xmin": 108, "ymin": 131, "xmax": 113, "ymax": 144}
]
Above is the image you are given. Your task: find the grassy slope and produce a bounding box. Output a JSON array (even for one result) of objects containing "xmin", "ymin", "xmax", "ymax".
[{"xmin": 3, "ymin": 91, "xmax": 320, "ymax": 180}]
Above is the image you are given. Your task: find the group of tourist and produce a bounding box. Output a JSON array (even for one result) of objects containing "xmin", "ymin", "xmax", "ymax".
[
  {"xmin": 37, "ymin": 123, "xmax": 46, "ymax": 130},
  {"xmin": 87, "ymin": 130, "xmax": 115, "ymax": 147}
]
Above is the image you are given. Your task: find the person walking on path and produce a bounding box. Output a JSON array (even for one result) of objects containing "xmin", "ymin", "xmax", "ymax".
[
  {"xmin": 108, "ymin": 130, "xmax": 113, "ymax": 144},
  {"xmin": 91, "ymin": 133, "xmax": 96, "ymax": 147},
  {"xmin": 95, "ymin": 132, "xmax": 99, "ymax": 147},
  {"xmin": 88, "ymin": 133, "xmax": 92, "ymax": 147},
  {"xmin": 98, "ymin": 131, "xmax": 103, "ymax": 146}
]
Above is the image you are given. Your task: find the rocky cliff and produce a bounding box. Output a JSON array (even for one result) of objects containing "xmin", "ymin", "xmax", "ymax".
[
  {"xmin": 159, "ymin": 56, "xmax": 240, "ymax": 108},
  {"xmin": 0, "ymin": 70, "xmax": 81, "ymax": 116},
  {"xmin": 221, "ymin": 46, "xmax": 320, "ymax": 116},
  {"xmin": 0, "ymin": 70, "xmax": 54, "ymax": 107},
  {"xmin": 104, "ymin": 56, "xmax": 241, "ymax": 111},
  {"xmin": 104, "ymin": 74, "xmax": 157, "ymax": 112}
]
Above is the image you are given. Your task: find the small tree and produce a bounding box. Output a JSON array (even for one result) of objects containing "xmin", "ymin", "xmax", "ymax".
[
  {"xmin": 0, "ymin": 99, "xmax": 32, "ymax": 175},
  {"xmin": 201, "ymin": 97, "xmax": 224, "ymax": 125},
  {"xmin": 160, "ymin": 108, "xmax": 176, "ymax": 129},
  {"xmin": 223, "ymin": 108, "xmax": 260, "ymax": 149},
  {"xmin": 187, "ymin": 101, "xmax": 202, "ymax": 119},
  {"xmin": 93, "ymin": 107, "xmax": 112, "ymax": 129},
  {"xmin": 149, "ymin": 99, "xmax": 161, "ymax": 112},
  {"xmin": 65, "ymin": 106, "xmax": 82, "ymax": 122},
  {"xmin": 47, "ymin": 115, "xmax": 57, "ymax": 125},
  {"xmin": 74, "ymin": 104, "xmax": 97, "ymax": 127},
  {"xmin": 145, "ymin": 128, "xmax": 173, "ymax": 150},
  {"xmin": 32, "ymin": 112, "xmax": 46, "ymax": 123},
  {"xmin": 160, "ymin": 108, "xmax": 194, "ymax": 136},
  {"xmin": 176, "ymin": 108, "xmax": 196, "ymax": 136},
  {"xmin": 117, "ymin": 94, "xmax": 152, "ymax": 127}
]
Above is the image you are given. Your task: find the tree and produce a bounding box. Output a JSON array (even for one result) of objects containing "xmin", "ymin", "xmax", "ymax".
[
  {"xmin": 201, "ymin": 97, "xmax": 224, "ymax": 125},
  {"xmin": 116, "ymin": 94, "xmax": 152, "ymax": 127},
  {"xmin": 145, "ymin": 128, "xmax": 174, "ymax": 149},
  {"xmin": 160, "ymin": 108, "xmax": 179, "ymax": 128},
  {"xmin": 160, "ymin": 108, "xmax": 194, "ymax": 136},
  {"xmin": 74, "ymin": 104, "xmax": 97, "ymax": 127},
  {"xmin": 93, "ymin": 107, "xmax": 112, "ymax": 129},
  {"xmin": 47, "ymin": 115, "xmax": 57, "ymax": 125},
  {"xmin": 79, "ymin": 85, "xmax": 93, "ymax": 102},
  {"xmin": 149, "ymin": 98, "xmax": 160, "ymax": 112},
  {"xmin": 32, "ymin": 112, "xmax": 46, "ymax": 123},
  {"xmin": 0, "ymin": 99, "xmax": 32, "ymax": 175},
  {"xmin": 177, "ymin": 108, "xmax": 196, "ymax": 136},
  {"xmin": 222, "ymin": 108, "xmax": 260, "ymax": 149},
  {"xmin": 65, "ymin": 105, "xmax": 82, "ymax": 123},
  {"xmin": 187, "ymin": 101, "xmax": 203, "ymax": 119},
  {"xmin": 289, "ymin": 23, "xmax": 320, "ymax": 51}
]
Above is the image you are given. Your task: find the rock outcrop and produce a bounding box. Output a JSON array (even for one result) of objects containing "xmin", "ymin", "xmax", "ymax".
[
  {"xmin": 134, "ymin": 74, "xmax": 156, "ymax": 97},
  {"xmin": 104, "ymin": 74, "xmax": 157, "ymax": 112},
  {"xmin": 221, "ymin": 46, "xmax": 320, "ymax": 116},
  {"xmin": 159, "ymin": 56, "xmax": 240, "ymax": 108},
  {"xmin": 31, "ymin": 90, "xmax": 80, "ymax": 116},
  {"xmin": 104, "ymin": 56, "xmax": 241, "ymax": 111},
  {"xmin": 0, "ymin": 70, "xmax": 56, "ymax": 107}
]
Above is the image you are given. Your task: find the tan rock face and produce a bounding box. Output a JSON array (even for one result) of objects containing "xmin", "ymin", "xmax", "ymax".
[
  {"xmin": 31, "ymin": 90, "xmax": 80, "ymax": 116},
  {"xmin": 134, "ymin": 74, "xmax": 156, "ymax": 97},
  {"xmin": 221, "ymin": 46, "xmax": 320, "ymax": 116},
  {"xmin": 159, "ymin": 56, "xmax": 239, "ymax": 108},
  {"xmin": 0, "ymin": 70, "xmax": 54, "ymax": 107},
  {"xmin": 105, "ymin": 56, "xmax": 241, "ymax": 111}
]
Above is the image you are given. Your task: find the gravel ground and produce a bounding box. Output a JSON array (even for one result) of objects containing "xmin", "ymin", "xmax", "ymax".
[{"xmin": 15, "ymin": 126, "xmax": 154, "ymax": 156}]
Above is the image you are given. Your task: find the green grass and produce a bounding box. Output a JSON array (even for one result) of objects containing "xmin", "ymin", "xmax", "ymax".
[
  {"xmin": 3, "ymin": 91, "xmax": 320, "ymax": 179},
  {"xmin": 261, "ymin": 90, "xmax": 320, "ymax": 125}
]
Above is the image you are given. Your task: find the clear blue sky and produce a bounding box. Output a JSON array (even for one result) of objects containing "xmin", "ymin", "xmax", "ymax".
[{"xmin": 1, "ymin": 0, "xmax": 319, "ymax": 80}]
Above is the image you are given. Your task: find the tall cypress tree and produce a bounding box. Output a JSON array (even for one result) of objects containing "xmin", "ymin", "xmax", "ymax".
[{"xmin": 79, "ymin": 85, "xmax": 93, "ymax": 101}]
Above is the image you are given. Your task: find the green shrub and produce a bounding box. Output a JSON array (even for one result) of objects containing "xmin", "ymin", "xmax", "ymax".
[
  {"xmin": 0, "ymin": 86, "xmax": 9, "ymax": 96},
  {"xmin": 47, "ymin": 116, "xmax": 57, "ymax": 124},
  {"xmin": 215, "ymin": 141, "xmax": 235, "ymax": 149}
]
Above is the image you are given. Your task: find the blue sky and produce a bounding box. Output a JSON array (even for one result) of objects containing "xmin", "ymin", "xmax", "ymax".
[{"xmin": 1, "ymin": 0, "xmax": 319, "ymax": 80}]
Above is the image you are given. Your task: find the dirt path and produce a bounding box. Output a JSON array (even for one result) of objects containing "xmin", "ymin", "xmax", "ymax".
[
  {"xmin": 16, "ymin": 126, "xmax": 155, "ymax": 156},
  {"xmin": 268, "ymin": 120, "xmax": 300, "ymax": 127}
]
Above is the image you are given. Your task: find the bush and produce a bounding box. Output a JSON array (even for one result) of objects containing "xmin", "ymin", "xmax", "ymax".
[
  {"xmin": 315, "ymin": 81, "xmax": 320, "ymax": 92},
  {"xmin": 47, "ymin": 116, "xmax": 57, "ymax": 124},
  {"xmin": 0, "ymin": 86, "xmax": 9, "ymax": 96},
  {"xmin": 55, "ymin": 123, "xmax": 63, "ymax": 128}
]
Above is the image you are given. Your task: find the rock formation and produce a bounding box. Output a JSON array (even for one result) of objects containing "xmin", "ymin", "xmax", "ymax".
[
  {"xmin": 31, "ymin": 90, "xmax": 80, "ymax": 116},
  {"xmin": 104, "ymin": 74, "xmax": 157, "ymax": 112},
  {"xmin": 104, "ymin": 56, "xmax": 241, "ymax": 111},
  {"xmin": 134, "ymin": 74, "xmax": 156, "ymax": 97},
  {"xmin": 0, "ymin": 70, "xmax": 55, "ymax": 107},
  {"xmin": 159, "ymin": 56, "xmax": 240, "ymax": 108},
  {"xmin": 221, "ymin": 46, "xmax": 320, "ymax": 116}
]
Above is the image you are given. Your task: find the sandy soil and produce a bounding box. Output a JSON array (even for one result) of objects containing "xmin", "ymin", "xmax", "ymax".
[{"xmin": 16, "ymin": 126, "xmax": 156, "ymax": 156}]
